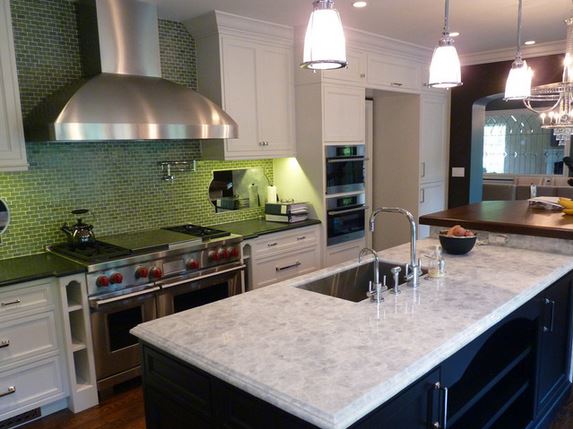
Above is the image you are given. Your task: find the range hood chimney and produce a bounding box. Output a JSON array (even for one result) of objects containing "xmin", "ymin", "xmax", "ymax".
[{"xmin": 25, "ymin": 0, "xmax": 238, "ymax": 142}]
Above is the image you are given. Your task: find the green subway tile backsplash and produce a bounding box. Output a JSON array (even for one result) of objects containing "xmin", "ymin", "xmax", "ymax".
[{"xmin": 0, "ymin": 0, "xmax": 273, "ymax": 260}]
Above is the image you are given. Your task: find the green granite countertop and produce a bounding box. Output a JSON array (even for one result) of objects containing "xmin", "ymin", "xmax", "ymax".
[
  {"xmin": 214, "ymin": 219, "xmax": 321, "ymax": 240},
  {"xmin": 0, "ymin": 253, "xmax": 85, "ymax": 288}
]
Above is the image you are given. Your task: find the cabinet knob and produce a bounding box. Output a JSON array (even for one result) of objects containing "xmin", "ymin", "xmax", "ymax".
[{"xmin": 360, "ymin": 73, "xmax": 366, "ymax": 78}]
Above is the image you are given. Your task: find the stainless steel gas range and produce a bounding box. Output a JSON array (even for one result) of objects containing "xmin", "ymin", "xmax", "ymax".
[{"xmin": 48, "ymin": 224, "xmax": 244, "ymax": 395}]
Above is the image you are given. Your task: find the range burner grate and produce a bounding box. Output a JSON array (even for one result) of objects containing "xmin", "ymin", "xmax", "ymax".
[
  {"xmin": 49, "ymin": 241, "xmax": 132, "ymax": 264},
  {"xmin": 163, "ymin": 224, "xmax": 231, "ymax": 241}
]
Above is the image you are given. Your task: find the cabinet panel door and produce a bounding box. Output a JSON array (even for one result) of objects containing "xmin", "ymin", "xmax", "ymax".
[
  {"xmin": 257, "ymin": 45, "xmax": 295, "ymax": 155},
  {"xmin": 323, "ymin": 48, "xmax": 366, "ymax": 84},
  {"xmin": 420, "ymin": 95, "xmax": 448, "ymax": 184},
  {"xmin": 0, "ymin": 1, "xmax": 27, "ymax": 171},
  {"xmin": 351, "ymin": 368, "xmax": 441, "ymax": 429},
  {"xmin": 367, "ymin": 53, "xmax": 422, "ymax": 91},
  {"xmin": 418, "ymin": 181, "xmax": 446, "ymax": 238},
  {"xmin": 221, "ymin": 37, "xmax": 260, "ymax": 154},
  {"xmin": 322, "ymin": 85, "xmax": 365, "ymax": 143},
  {"xmin": 537, "ymin": 274, "xmax": 572, "ymax": 414}
]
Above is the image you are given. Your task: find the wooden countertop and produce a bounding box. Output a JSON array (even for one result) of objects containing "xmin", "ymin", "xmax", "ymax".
[{"xmin": 419, "ymin": 200, "xmax": 573, "ymax": 240}]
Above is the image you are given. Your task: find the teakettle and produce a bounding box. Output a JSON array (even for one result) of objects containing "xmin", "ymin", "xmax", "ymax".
[{"xmin": 61, "ymin": 209, "xmax": 96, "ymax": 248}]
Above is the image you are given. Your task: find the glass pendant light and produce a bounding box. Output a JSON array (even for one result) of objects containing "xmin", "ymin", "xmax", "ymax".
[
  {"xmin": 301, "ymin": 0, "xmax": 347, "ymax": 70},
  {"xmin": 428, "ymin": 0, "xmax": 462, "ymax": 88},
  {"xmin": 504, "ymin": 0, "xmax": 533, "ymax": 100}
]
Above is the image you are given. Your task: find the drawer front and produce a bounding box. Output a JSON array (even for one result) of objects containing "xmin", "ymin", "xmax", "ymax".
[
  {"xmin": 251, "ymin": 226, "xmax": 319, "ymax": 258},
  {"xmin": 0, "ymin": 280, "xmax": 54, "ymax": 317},
  {"xmin": 253, "ymin": 246, "xmax": 321, "ymax": 289},
  {"xmin": 367, "ymin": 54, "xmax": 421, "ymax": 90},
  {"xmin": 0, "ymin": 312, "xmax": 58, "ymax": 368},
  {"xmin": 0, "ymin": 357, "xmax": 65, "ymax": 419}
]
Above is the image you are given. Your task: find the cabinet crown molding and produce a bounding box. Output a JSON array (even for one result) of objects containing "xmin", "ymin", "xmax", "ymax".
[{"xmin": 185, "ymin": 10, "xmax": 293, "ymax": 46}]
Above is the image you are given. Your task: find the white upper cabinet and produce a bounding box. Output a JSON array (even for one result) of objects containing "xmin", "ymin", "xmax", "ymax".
[
  {"xmin": 420, "ymin": 94, "xmax": 449, "ymax": 184},
  {"xmin": 0, "ymin": 1, "xmax": 28, "ymax": 171},
  {"xmin": 188, "ymin": 11, "xmax": 295, "ymax": 160},
  {"xmin": 322, "ymin": 84, "xmax": 365, "ymax": 144},
  {"xmin": 367, "ymin": 53, "xmax": 422, "ymax": 92},
  {"xmin": 322, "ymin": 48, "xmax": 367, "ymax": 84}
]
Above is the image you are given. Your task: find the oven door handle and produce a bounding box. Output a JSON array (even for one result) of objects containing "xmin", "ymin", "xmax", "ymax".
[
  {"xmin": 327, "ymin": 206, "xmax": 369, "ymax": 216},
  {"xmin": 158, "ymin": 264, "xmax": 246, "ymax": 290},
  {"xmin": 326, "ymin": 157, "xmax": 367, "ymax": 163},
  {"xmin": 89, "ymin": 286, "xmax": 160, "ymax": 309}
]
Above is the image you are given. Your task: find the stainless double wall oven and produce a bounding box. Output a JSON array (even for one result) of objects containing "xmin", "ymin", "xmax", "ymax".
[{"xmin": 325, "ymin": 144, "xmax": 368, "ymax": 246}]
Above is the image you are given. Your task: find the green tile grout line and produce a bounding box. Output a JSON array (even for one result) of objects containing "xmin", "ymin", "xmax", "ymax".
[{"xmin": 0, "ymin": 0, "xmax": 273, "ymax": 260}]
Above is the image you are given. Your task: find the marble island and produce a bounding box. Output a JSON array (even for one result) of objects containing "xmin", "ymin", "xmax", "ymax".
[{"xmin": 132, "ymin": 237, "xmax": 573, "ymax": 429}]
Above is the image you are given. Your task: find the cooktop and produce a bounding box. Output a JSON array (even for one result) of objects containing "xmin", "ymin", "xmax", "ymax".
[
  {"xmin": 162, "ymin": 224, "xmax": 231, "ymax": 241},
  {"xmin": 49, "ymin": 241, "xmax": 132, "ymax": 265}
]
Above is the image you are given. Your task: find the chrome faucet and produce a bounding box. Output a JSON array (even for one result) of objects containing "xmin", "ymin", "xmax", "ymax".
[
  {"xmin": 369, "ymin": 207, "xmax": 421, "ymax": 289},
  {"xmin": 359, "ymin": 248, "xmax": 385, "ymax": 303}
]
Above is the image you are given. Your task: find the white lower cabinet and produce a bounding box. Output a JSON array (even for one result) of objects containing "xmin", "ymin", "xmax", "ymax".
[
  {"xmin": 0, "ymin": 279, "xmax": 66, "ymax": 423},
  {"xmin": 0, "ymin": 274, "xmax": 98, "ymax": 424},
  {"xmin": 246, "ymin": 225, "xmax": 322, "ymax": 290},
  {"xmin": 418, "ymin": 181, "xmax": 446, "ymax": 238},
  {"xmin": 0, "ymin": 357, "xmax": 65, "ymax": 419},
  {"xmin": 325, "ymin": 238, "xmax": 366, "ymax": 267}
]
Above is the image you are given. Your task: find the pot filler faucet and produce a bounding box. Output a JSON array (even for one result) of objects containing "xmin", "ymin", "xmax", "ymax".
[{"xmin": 369, "ymin": 207, "xmax": 421, "ymax": 289}]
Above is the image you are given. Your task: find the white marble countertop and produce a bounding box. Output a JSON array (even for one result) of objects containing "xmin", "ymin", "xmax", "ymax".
[{"xmin": 131, "ymin": 239, "xmax": 573, "ymax": 429}]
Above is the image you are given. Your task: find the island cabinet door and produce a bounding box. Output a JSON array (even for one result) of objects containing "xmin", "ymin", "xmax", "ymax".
[
  {"xmin": 210, "ymin": 378, "xmax": 317, "ymax": 429},
  {"xmin": 440, "ymin": 299, "xmax": 540, "ymax": 429},
  {"xmin": 349, "ymin": 368, "xmax": 441, "ymax": 429},
  {"xmin": 535, "ymin": 273, "xmax": 573, "ymax": 418}
]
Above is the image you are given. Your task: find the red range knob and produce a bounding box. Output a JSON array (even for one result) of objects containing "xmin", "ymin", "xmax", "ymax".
[
  {"xmin": 109, "ymin": 272, "xmax": 124, "ymax": 284},
  {"xmin": 186, "ymin": 259, "xmax": 199, "ymax": 270},
  {"xmin": 229, "ymin": 247, "xmax": 239, "ymax": 258},
  {"xmin": 220, "ymin": 248, "xmax": 229, "ymax": 259},
  {"xmin": 96, "ymin": 275, "xmax": 110, "ymax": 287},
  {"xmin": 135, "ymin": 266, "xmax": 149, "ymax": 280},
  {"xmin": 209, "ymin": 251, "xmax": 220, "ymax": 261},
  {"xmin": 149, "ymin": 266, "xmax": 163, "ymax": 280}
]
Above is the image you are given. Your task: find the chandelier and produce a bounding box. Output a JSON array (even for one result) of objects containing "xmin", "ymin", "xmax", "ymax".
[{"xmin": 523, "ymin": 17, "xmax": 573, "ymax": 144}]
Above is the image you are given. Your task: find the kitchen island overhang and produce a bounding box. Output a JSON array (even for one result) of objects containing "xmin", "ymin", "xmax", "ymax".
[{"xmin": 131, "ymin": 237, "xmax": 573, "ymax": 428}]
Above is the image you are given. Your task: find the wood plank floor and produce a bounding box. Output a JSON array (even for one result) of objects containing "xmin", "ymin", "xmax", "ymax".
[
  {"xmin": 20, "ymin": 381, "xmax": 573, "ymax": 429},
  {"xmin": 23, "ymin": 381, "xmax": 145, "ymax": 429}
]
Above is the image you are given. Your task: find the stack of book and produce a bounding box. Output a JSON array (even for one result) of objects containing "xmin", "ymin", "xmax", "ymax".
[{"xmin": 265, "ymin": 202, "xmax": 309, "ymax": 223}]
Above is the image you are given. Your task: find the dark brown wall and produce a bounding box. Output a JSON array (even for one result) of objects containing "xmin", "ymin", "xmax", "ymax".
[{"xmin": 448, "ymin": 54, "xmax": 564, "ymax": 208}]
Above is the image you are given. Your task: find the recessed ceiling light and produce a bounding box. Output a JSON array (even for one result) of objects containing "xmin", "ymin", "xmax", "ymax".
[
  {"xmin": 449, "ymin": 32, "xmax": 460, "ymax": 37},
  {"xmin": 352, "ymin": 1, "xmax": 368, "ymax": 8},
  {"xmin": 524, "ymin": 40, "xmax": 536, "ymax": 45}
]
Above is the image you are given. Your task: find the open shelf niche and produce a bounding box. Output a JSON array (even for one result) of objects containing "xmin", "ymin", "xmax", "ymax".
[{"xmin": 58, "ymin": 274, "xmax": 98, "ymax": 412}]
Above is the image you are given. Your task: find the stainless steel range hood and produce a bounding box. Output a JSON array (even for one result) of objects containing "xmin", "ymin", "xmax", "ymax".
[{"xmin": 25, "ymin": 0, "xmax": 238, "ymax": 142}]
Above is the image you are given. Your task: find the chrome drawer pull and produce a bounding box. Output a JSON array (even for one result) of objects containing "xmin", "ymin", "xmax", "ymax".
[
  {"xmin": 267, "ymin": 242, "xmax": 278, "ymax": 247},
  {"xmin": 0, "ymin": 340, "xmax": 9, "ymax": 349},
  {"xmin": 276, "ymin": 261, "xmax": 301, "ymax": 272},
  {"xmin": 0, "ymin": 386, "xmax": 15, "ymax": 398},
  {"xmin": 1, "ymin": 299, "xmax": 21, "ymax": 307},
  {"xmin": 391, "ymin": 82, "xmax": 403, "ymax": 87}
]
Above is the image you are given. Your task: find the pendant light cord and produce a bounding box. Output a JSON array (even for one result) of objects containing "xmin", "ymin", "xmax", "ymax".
[
  {"xmin": 516, "ymin": 0, "xmax": 523, "ymax": 60},
  {"xmin": 443, "ymin": 0, "xmax": 450, "ymax": 34}
]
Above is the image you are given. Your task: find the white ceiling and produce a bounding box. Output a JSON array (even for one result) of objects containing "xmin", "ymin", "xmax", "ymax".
[{"xmin": 152, "ymin": 0, "xmax": 572, "ymax": 54}]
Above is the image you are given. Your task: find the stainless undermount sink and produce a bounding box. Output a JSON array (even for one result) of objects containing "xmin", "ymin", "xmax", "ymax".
[{"xmin": 297, "ymin": 261, "xmax": 426, "ymax": 302}]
